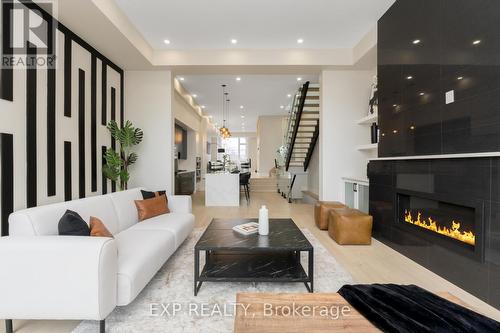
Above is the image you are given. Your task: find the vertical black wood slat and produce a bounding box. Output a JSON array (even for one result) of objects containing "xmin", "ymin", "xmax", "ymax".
[
  {"xmin": 120, "ymin": 73, "xmax": 124, "ymax": 128},
  {"xmin": 101, "ymin": 64, "xmax": 107, "ymax": 125},
  {"xmin": 1, "ymin": 1, "xmax": 13, "ymax": 101},
  {"xmin": 102, "ymin": 146, "xmax": 108, "ymax": 194},
  {"xmin": 64, "ymin": 33, "xmax": 72, "ymax": 117},
  {"xmin": 64, "ymin": 141, "xmax": 72, "ymax": 201},
  {"xmin": 110, "ymin": 87, "xmax": 116, "ymax": 149},
  {"xmin": 110, "ymin": 87, "xmax": 116, "ymax": 192},
  {"xmin": 78, "ymin": 69, "xmax": 85, "ymax": 198},
  {"xmin": 0, "ymin": 133, "xmax": 14, "ymax": 236},
  {"xmin": 47, "ymin": 55, "xmax": 56, "ymax": 196},
  {"xmin": 26, "ymin": 43, "xmax": 37, "ymax": 208},
  {"xmin": 91, "ymin": 56, "xmax": 97, "ymax": 192}
]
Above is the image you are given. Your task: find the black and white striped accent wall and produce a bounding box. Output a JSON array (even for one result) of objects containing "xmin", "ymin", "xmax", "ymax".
[{"xmin": 0, "ymin": 1, "xmax": 124, "ymax": 236}]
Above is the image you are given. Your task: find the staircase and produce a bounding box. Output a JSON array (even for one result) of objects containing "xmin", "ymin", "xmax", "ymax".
[
  {"xmin": 249, "ymin": 177, "xmax": 277, "ymax": 192},
  {"xmin": 284, "ymin": 82, "xmax": 320, "ymax": 171}
]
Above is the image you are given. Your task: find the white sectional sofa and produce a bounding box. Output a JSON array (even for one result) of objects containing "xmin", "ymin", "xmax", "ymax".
[{"xmin": 0, "ymin": 188, "xmax": 195, "ymax": 333}]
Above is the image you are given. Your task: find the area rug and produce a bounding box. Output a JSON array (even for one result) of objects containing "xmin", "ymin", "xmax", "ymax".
[{"xmin": 73, "ymin": 228, "xmax": 354, "ymax": 333}]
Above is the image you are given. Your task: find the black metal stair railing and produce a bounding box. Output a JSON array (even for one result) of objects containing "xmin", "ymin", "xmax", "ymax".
[
  {"xmin": 303, "ymin": 120, "xmax": 319, "ymax": 171},
  {"xmin": 285, "ymin": 81, "xmax": 310, "ymax": 171}
]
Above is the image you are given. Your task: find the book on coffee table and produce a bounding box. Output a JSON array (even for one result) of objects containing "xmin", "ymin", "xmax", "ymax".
[{"xmin": 232, "ymin": 222, "xmax": 259, "ymax": 235}]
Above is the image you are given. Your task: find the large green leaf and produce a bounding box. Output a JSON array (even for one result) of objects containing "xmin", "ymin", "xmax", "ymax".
[
  {"xmin": 106, "ymin": 120, "xmax": 120, "ymax": 141},
  {"xmin": 127, "ymin": 152, "xmax": 138, "ymax": 166},
  {"xmin": 119, "ymin": 169, "xmax": 130, "ymax": 184},
  {"xmin": 133, "ymin": 128, "xmax": 144, "ymax": 145},
  {"xmin": 102, "ymin": 148, "xmax": 122, "ymax": 182}
]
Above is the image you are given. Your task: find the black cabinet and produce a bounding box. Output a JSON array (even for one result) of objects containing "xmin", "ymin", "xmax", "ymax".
[{"xmin": 378, "ymin": 0, "xmax": 500, "ymax": 157}]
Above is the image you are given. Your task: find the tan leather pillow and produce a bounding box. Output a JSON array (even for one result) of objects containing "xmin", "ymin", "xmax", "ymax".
[
  {"xmin": 89, "ymin": 216, "xmax": 113, "ymax": 238},
  {"xmin": 135, "ymin": 195, "xmax": 170, "ymax": 221}
]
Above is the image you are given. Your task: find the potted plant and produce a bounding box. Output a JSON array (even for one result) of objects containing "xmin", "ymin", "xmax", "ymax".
[{"xmin": 102, "ymin": 120, "xmax": 143, "ymax": 190}]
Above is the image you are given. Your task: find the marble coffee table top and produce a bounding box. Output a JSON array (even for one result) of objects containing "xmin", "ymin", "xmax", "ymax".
[{"xmin": 195, "ymin": 218, "xmax": 313, "ymax": 251}]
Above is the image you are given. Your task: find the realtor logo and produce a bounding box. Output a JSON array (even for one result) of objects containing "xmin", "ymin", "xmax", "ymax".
[{"xmin": 2, "ymin": 0, "xmax": 57, "ymax": 69}]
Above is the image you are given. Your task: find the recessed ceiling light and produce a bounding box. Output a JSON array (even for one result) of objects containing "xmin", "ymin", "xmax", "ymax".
[
  {"xmin": 280, "ymin": 105, "xmax": 284, "ymax": 109},
  {"xmin": 287, "ymin": 94, "xmax": 292, "ymax": 98},
  {"xmin": 406, "ymin": 76, "xmax": 413, "ymax": 80},
  {"xmin": 297, "ymin": 38, "xmax": 304, "ymax": 44},
  {"xmin": 201, "ymin": 105, "xmax": 206, "ymax": 109},
  {"xmin": 241, "ymin": 115, "xmax": 245, "ymax": 118},
  {"xmin": 231, "ymin": 39, "xmax": 238, "ymax": 44},
  {"xmin": 179, "ymin": 77, "xmax": 185, "ymax": 81},
  {"xmin": 472, "ymin": 40, "xmax": 481, "ymax": 45},
  {"xmin": 410, "ymin": 125, "xmax": 415, "ymax": 130},
  {"xmin": 412, "ymin": 39, "xmax": 420, "ymax": 44},
  {"xmin": 419, "ymin": 92, "xmax": 425, "ymax": 96},
  {"xmin": 164, "ymin": 39, "xmax": 171, "ymax": 45},
  {"xmin": 393, "ymin": 129, "xmax": 398, "ymax": 134},
  {"xmin": 236, "ymin": 77, "xmax": 241, "ymax": 81},
  {"xmin": 457, "ymin": 76, "xmax": 464, "ymax": 80},
  {"xmin": 297, "ymin": 77, "xmax": 302, "ymax": 81},
  {"xmin": 192, "ymin": 94, "xmax": 197, "ymax": 98},
  {"xmin": 393, "ymin": 104, "xmax": 398, "ymax": 107},
  {"xmin": 240, "ymin": 105, "xmax": 244, "ymax": 109}
]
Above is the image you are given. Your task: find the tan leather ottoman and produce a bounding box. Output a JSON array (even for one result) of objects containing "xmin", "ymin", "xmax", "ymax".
[
  {"xmin": 314, "ymin": 201, "xmax": 346, "ymax": 230},
  {"xmin": 328, "ymin": 208, "xmax": 373, "ymax": 245}
]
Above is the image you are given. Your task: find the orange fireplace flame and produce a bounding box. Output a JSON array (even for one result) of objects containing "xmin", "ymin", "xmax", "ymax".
[{"xmin": 404, "ymin": 210, "xmax": 475, "ymax": 246}]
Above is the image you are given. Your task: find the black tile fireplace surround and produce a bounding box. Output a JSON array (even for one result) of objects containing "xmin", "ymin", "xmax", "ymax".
[{"xmin": 368, "ymin": 158, "xmax": 500, "ymax": 309}]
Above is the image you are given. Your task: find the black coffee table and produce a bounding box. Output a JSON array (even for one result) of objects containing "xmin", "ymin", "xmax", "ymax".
[{"xmin": 194, "ymin": 218, "xmax": 314, "ymax": 296}]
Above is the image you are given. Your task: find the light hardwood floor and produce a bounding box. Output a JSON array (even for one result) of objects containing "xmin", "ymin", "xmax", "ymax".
[{"xmin": 3, "ymin": 191, "xmax": 500, "ymax": 333}]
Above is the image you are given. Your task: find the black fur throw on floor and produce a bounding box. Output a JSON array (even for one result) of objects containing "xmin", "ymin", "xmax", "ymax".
[{"xmin": 338, "ymin": 284, "xmax": 500, "ymax": 333}]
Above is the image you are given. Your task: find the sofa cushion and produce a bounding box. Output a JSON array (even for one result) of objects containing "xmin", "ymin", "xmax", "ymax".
[
  {"xmin": 9, "ymin": 195, "xmax": 119, "ymax": 236},
  {"xmin": 141, "ymin": 189, "xmax": 167, "ymax": 200},
  {"xmin": 134, "ymin": 195, "xmax": 170, "ymax": 221},
  {"xmin": 115, "ymin": 229, "xmax": 176, "ymax": 305},
  {"xmin": 130, "ymin": 212, "xmax": 195, "ymax": 248},
  {"xmin": 58, "ymin": 210, "xmax": 90, "ymax": 236},
  {"xmin": 90, "ymin": 217, "xmax": 113, "ymax": 238},
  {"xmin": 109, "ymin": 189, "xmax": 142, "ymax": 232}
]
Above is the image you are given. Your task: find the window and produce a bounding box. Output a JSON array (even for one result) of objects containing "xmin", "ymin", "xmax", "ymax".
[{"xmin": 223, "ymin": 137, "xmax": 248, "ymax": 162}]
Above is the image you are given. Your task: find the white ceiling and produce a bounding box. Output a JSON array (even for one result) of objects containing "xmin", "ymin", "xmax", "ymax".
[
  {"xmin": 114, "ymin": 0, "xmax": 395, "ymax": 50},
  {"xmin": 180, "ymin": 75, "xmax": 318, "ymax": 132}
]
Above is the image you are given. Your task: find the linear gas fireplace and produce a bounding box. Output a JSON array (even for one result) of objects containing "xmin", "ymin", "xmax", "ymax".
[{"xmin": 396, "ymin": 190, "xmax": 484, "ymax": 261}]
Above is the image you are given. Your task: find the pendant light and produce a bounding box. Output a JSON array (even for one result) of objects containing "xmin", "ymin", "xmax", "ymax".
[{"xmin": 219, "ymin": 84, "xmax": 231, "ymax": 139}]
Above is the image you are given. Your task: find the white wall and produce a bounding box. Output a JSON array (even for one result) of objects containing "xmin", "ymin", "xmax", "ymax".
[
  {"xmin": 256, "ymin": 116, "xmax": 285, "ymax": 174},
  {"xmin": 125, "ymin": 70, "xmax": 174, "ymax": 194},
  {"xmin": 307, "ymin": 142, "xmax": 320, "ymax": 196},
  {"xmin": 173, "ymin": 92, "xmax": 201, "ymax": 132},
  {"xmin": 247, "ymin": 136, "xmax": 257, "ymax": 172},
  {"xmin": 319, "ymin": 69, "xmax": 376, "ymax": 202}
]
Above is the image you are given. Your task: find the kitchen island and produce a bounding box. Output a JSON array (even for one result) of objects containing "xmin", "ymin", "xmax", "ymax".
[{"xmin": 205, "ymin": 172, "xmax": 240, "ymax": 206}]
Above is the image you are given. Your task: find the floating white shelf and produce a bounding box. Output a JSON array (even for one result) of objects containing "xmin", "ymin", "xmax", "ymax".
[
  {"xmin": 356, "ymin": 113, "xmax": 378, "ymax": 125},
  {"xmin": 357, "ymin": 143, "xmax": 378, "ymax": 151}
]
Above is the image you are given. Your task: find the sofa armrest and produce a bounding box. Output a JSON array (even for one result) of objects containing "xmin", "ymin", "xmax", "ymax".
[
  {"xmin": 168, "ymin": 195, "xmax": 192, "ymax": 214},
  {"xmin": 0, "ymin": 236, "xmax": 117, "ymax": 320}
]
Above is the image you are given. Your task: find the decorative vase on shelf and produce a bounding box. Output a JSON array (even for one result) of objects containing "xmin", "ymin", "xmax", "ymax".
[{"xmin": 258, "ymin": 205, "xmax": 269, "ymax": 236}]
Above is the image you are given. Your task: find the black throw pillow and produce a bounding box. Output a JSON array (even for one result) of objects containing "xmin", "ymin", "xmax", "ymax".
[
  {"xmin": 58, "ymin": 209, "xmax": 90, "ymax": 236},
  {"xmin": 141, "ymin": 190, "xmax": 167, "ymax": 199}
]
